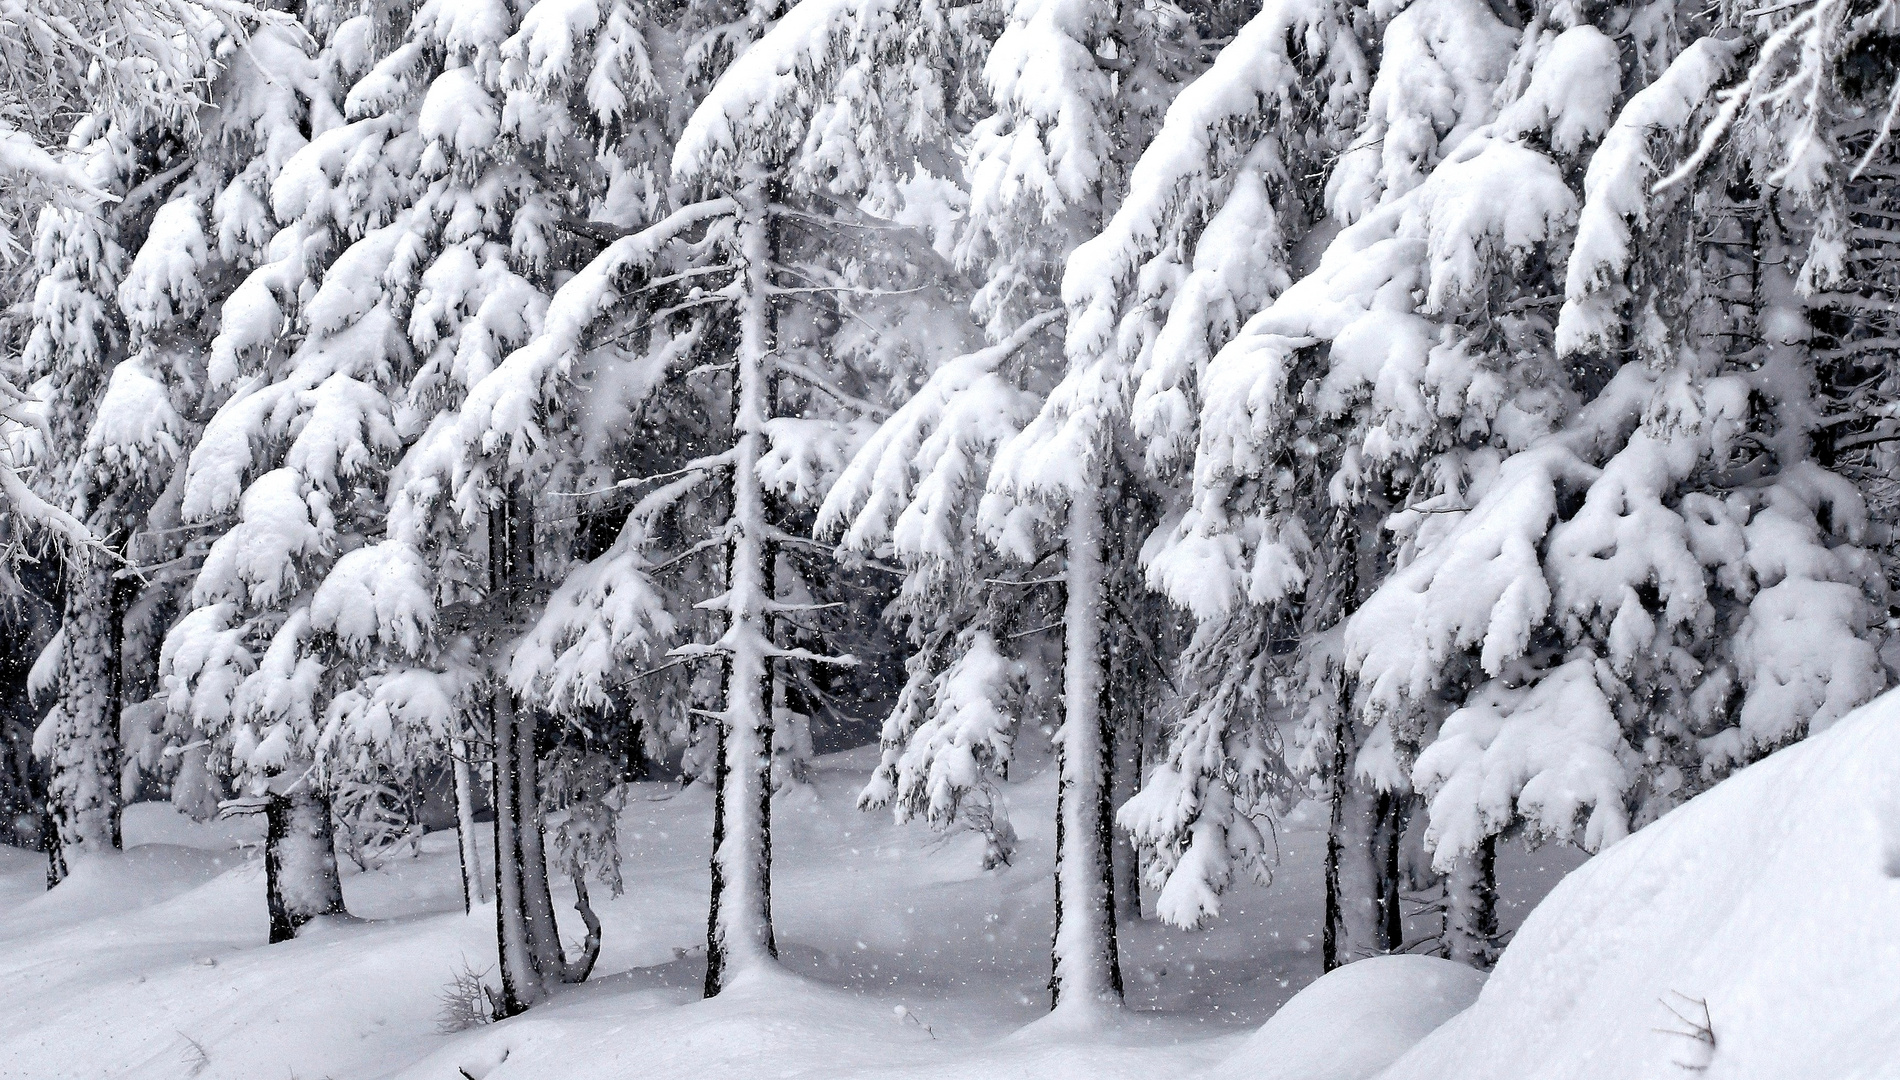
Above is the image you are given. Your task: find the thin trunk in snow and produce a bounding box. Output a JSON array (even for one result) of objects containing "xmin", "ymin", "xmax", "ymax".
[
  {"xmin": 264, "ymin": 785, "xmax": 345, "ymax": 943},
  {"xmin": 1050, "ymin": 479, "xmax": 1123, "ymax": 1010},
  {"xmin": 1319, "ymin": 510, "xmax": 1392, "ymax": 970},
  {"xmin": 704, "ymin": 182, "xmax": 779, "ymax": 997},
  {"xmin": 1110, "ymin": 699, "xmax": 1142, "ymax": 922},
  {"xmin": 453, "ymin": 736, "xmax": 487, "ymax": 910},
  {"xmin": 42, "ymin": 793, "xmax": 66, "ymax": 890},
  {"xmin": 490, "ymin": 690, "xmax": 543, "ymax": 1015}
]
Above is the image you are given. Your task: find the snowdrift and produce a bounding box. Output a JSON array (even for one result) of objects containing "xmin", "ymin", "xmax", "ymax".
[
  {"xmin": 1379, "ymin": 689, "xmax": 1900, "ymax": 1080},
  {"xmin": 1204, "ymin": 955, "xmax": 1484, "ymax": 1080}
]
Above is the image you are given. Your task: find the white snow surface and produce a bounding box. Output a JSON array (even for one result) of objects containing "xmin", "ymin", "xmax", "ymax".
[
  {"xmin": 1380, "ymin": 687, "xmax": 1900, "ymax": 1080},
  {"xmin": 9, "ymin": 669, "xmax": 1888, "ymax": 1080},
  {"xmin": 0, "ymin": 748, "xmax": 1578, "ymax": 1080},
  {"xmin": 1207, "ymin": 955, "xmax": 1485, "ymax": 1080}
]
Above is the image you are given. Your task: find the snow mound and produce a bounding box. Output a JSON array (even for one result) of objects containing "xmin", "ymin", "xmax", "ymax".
[
  {"xmin": 1204, "ymin": 955, "xmax": 1484, "ymax": 1080},
  {"xmin": 1380, "ymin": 690, "xmax": 1900, "ymax": 1080}
]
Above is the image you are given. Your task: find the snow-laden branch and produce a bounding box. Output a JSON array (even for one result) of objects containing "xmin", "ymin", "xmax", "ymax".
[
  {"xmin": 674, "ymin": 0, "xmax": 871, "ymax": 184},
  {"xmin": 1558, "ymin": 36, "xmax": 1744, "ymax": 357},
  {"xmin": 454, "ymin": 196, "xmax": 737, "ymax": 491},
  {"xmin": 817, "ymin": 309, "xmax": 1061, "ymax": 558},
  {"xmin": 0, "ymin": 125, "xmax": 116, "ymax": 204}
]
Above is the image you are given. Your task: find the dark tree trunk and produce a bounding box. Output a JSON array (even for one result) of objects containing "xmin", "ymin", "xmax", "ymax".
[
  {"xmin": 265, "ymin": 787, "xmax": 345, "ymax": 943},
  {"xmin": 43, "ymin": 796, "xmax": 66, "ymax": 890},
  {"xmin": 491, "ymin": 690, "xmax": 542, "ymax": 1016},
  {"xmin": 1109, "ymin": 700, "xmax": 1143, "ymax": 922},
  {"xmin": 1373, "ymin": 791, "xmax": 1407, "ymax": 952},
  {"xmin": 1322, "ymin": 679, "xmax": 1390, "ymax": 970},
  {"xmin": 1319, "ymin": 506, "xmax": 1399, "ymax": 972},
  {"xmin": 702, "ymin": 691, "xmax": 730, "ymax": 998},
  {"xmin": 487, "ymin": 483, "xmax": 599, "ymax": 1018},
  {"xmin": 1446, "ymin": 834, "xmax": 1499, "ymax": 969}
]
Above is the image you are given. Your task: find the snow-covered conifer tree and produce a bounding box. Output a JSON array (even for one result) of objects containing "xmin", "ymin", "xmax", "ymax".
[
  {"xmin": 23, "ymin": 0, "xmax": 310, "ymax": 873},
  {"xmin": 156, "ymin": 2, "xmax": 430, "ymax": 937},
  {"xmin": 967, "ymin": 0, "xmax": 1297, "ymax": 1008},
  {"xmin": 1056, "ymin": 0, "xmax": 1374, "ymax": 938},
  {"xmin": 456, "ymin": 0, "xmax": 979, "ymax": 999},
  {"xmin": 824, "ymin": 0, "xmax": 1251, "ymax": 1009},
  {"xmin": 1153, "ymin": 0, "xmax": 1900, "ymax": 970}
]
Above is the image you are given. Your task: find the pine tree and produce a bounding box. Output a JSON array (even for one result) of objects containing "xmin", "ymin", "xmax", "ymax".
[
  {"xmin": 157, "ymin": 0, "xmax": 425, "ymax": 937},
  {"xmin": 667, "ymin": 0, "xmax": 977, "ymax": 997},
  {"xmin": 824, "ymin": 0, "xmax": 1248, "ymax": 1009},
  {"xmin": 978, "ymin": 0, "xmax": 1329, "ymax": 1007},
  {"xmin": 23, "ymin": 0, "xmax": 298, "ymax": 874},
  {"xmin": 444, "ymin": 0, "xmax": 971, "ymax": 1004},
  {"xmin": 1065, "ymin": 0, "xmax": 1374, "ymax": 936}
]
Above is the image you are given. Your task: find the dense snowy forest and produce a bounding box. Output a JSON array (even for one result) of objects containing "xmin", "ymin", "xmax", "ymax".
[{"xmin": 0, "ymin": 0, "xmax": 1897, "ymax": 1075}]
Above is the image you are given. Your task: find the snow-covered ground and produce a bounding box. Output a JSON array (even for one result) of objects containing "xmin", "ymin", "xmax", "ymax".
[
  {"xmin": 1382, "ymin": 692, "xmax": 1900, "ymax": 1080},
  {"xmin": 0, "ymin": 743, "xmax": 1580, "ymax": 1080}
]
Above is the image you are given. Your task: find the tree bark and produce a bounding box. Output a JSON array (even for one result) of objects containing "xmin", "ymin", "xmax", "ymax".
[
  {"xmin": 704, "ymin": 181, "xmax": 780, "ymax": 996},
  {"xmin": 490, "ymin": 691, "xmax": 543, "ymax": 1015},
  {"xmin": 49, "ymin": 546, "xmax": 124, "ymax": 861},
  {"xmin": 1050, "ymin": 480, "xmax": 1123, "ymax": 1011},
  {"xmin": 1445, "ymin": 834, "xmax": 1499, "ymax": 969},
  {"xmin": 264, "ymin": 786, "xmax": 345, "ymax": 943},
  {"xmin": 1322, "ymin": 688, "xmax": 1389, "ymax": 970},
  {"xmin": 452, "ymin": 735, "xmax": 488, "ymax": 911}
]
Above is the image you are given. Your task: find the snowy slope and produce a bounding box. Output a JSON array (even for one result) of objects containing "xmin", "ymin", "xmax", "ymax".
[
  {"xmin": 0, "ymin": 748, "xmax": 1576, "ymax": 1080},
  {"xmin": 1379, "ymin": 691, "xmax": 1900, "ymax": 1080},
  {"xmin": 1205, "ymin": 955, "xmax": 1485, "ymax": 1080}
]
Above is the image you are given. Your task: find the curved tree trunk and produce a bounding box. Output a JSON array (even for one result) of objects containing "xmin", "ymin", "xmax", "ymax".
[
  {"xmin": 265, "ymin": 785, "xmax": 345, "ymax": 943},
  {"xmin": 560, "ymin": 876, "xmax": 602, "ymax": 984}
]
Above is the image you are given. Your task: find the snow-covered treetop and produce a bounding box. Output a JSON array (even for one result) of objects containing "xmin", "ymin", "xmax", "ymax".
[
  {"xmin": 1323, "ymin": 0, "xmax": 1518, "ymax": 224},
  {"xmin": 674, "ymin": 0, "xmax": 968, "ymax": 194},
  {"xmin": 1557, "ymin": 35, "xmax": 1744, "ymax": 361},
  {"xmin": 957, "ymin": 0, "xmax": 1121, "ymax": 339},
  {"xmin": 1062, "ymin": 0, "xmax": 1371, "ymax": 475}
]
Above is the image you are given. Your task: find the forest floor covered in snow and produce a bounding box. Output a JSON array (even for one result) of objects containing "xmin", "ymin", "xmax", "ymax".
[{"xmin": 0, "ymin": 743, "xmax": 1579, "ymax": 1080}]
